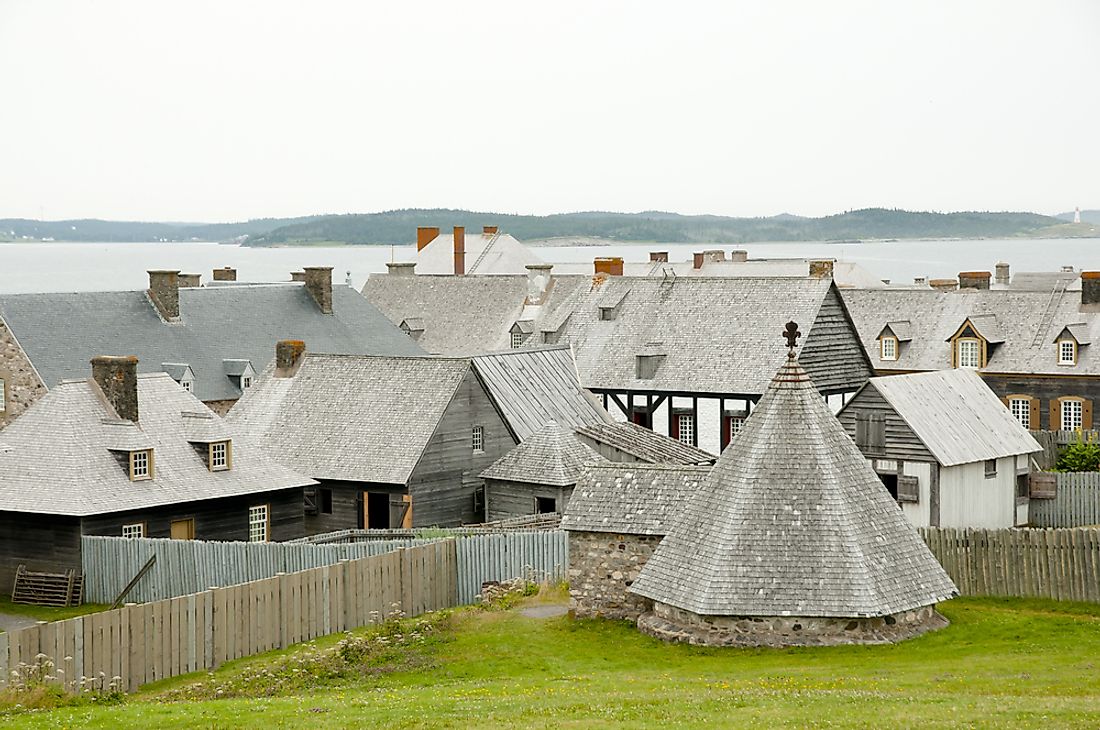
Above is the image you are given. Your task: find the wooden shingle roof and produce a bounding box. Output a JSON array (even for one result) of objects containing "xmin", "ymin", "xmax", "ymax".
[
  {"xmin": 480, "ymin": 422, "xmax": 605, "ymax": 487},
  {"xmin": 561, "ymin": 463, "xmax": 710, "ymax": 535},
  {"xmin": 573, "ymin": 422, "xmax": 715, "ymax": 465}
]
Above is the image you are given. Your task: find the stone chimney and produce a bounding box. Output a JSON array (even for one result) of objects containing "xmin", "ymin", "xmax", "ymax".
[
  {"xmin": 994, "ymin": 262, "xmax": 1010, "ymax": 286},
  {"xmin": 290, "ymin": 271, "xmax": 306, "ymax": 282},
  {"xmin": 386, "ymin": 262, "xmax": 417, "ymax": 277},
  {"xmin": 959, "ymin": 271, "xmax": 991, "ymax": 290},
  {"xmin": 525, "ymin": 264, "xmax": 554, "ymax": 305},
  {"xmin": 453, "ymin": 226, "xmax": 466, "ymax": 275},
  {"xmin": 178, "ymin": 273, "xmax": 201, "ymax": 288},
  {"xmin": 930, "ymin": 278, "xmax": 958, "ymax": 291},
  {"xmin": 729, "ymin": 250, "xmax": 748, "ymax": 263},
  {"xmin": 809, "ymin": 260, "xmax": 834, "ymax": 279},
  {"xmin": 483, "ymin": 225, "xmax": 498, "ymax": 235},
  {"xmin": 1082, "ymin": 272, "xmax": 1100, "ymax": 306},
  {"xmin": 417, "ymin": 226, "xmax": 440, "ymax": 251},
  {"xmin": 275, "ymin": 340, "xmax": 306, "ymax": 376},
  {"xmin": 147, "ymin": 270, "xmax": 180, "ymax": 320},
  {"xmin": 692, "ymin": 252, "xmax": 704, "ymax": 270},
  {"xmin": 91, "ymin": 355, "xmax": 140, "ymax": 422},
  {"xmin": 649, "ymin": 251, "xmax": 668, "ymax": 263},
  {"xmin": 212, "ymin": 266, "xmax": 237, "ymax": 282},
  {"xmin": 703, "ymin": 249, "xmax": 726, "ymax": 263},
  {"xmin": 913, "ymin": 276, "xmax": 928, "ymax": 286},
  {"xmin": 303, "ymin": 267, "xmax": 333, "ymax": 314},
  {"xmin": 594, "ymin": 257, "xmax": 624, "ymax": 276}
]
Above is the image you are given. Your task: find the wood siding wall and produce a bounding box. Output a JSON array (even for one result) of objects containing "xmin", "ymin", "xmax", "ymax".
[
  {"xmin": 799, "ymin": 285, "xmax": 874, "ymax": 395},
  {"xmin": 0, "ymin": 512, "xmax": 83, "ymax": 594},
  {"xmin": 485, "ymin": 478, "xmax": 573, "ymax": 522},
  {"xmin": 836, "ymin": 385, "xmax": 936, "ymax": 463},
  {"xmin": 973, "ymin": 374, "xmax": 1100, "ymax": 431}
]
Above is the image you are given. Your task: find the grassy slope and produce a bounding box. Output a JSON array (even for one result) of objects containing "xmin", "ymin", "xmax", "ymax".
[
  {"xmin": 9, "ymin": 597, "xmax": 1100, "ymax": 729},
  {"xmin": 0, "ymin": 597, "xmax": 108, "ymax": 624}
]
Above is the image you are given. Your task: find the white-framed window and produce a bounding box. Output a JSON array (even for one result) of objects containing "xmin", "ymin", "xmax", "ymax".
[
  {"xmin": 677, "ymin": 414, "xmax": 695, "ymax": 445},
  {"xmin": 210, "ymin": 440, "xmax": 230, "ymax": 471},
  {"xmin": 122, "ymin": 522, "xmax": 145, "ymax": 539},
  {"xmin": 130, "ymin": 449, "xmax": 152, "ymax": 481},
  {"xmin": 956, "ymin": 338, "xmax": 981, "ymax": 368},
  {"xmin": 181, "ymin": 379, "xmax": 193, "ymax": 393},
  {"xmin": 1009, "ymin": 398, "xmax": 1030, "ymax": 429},
  {"xmin": 1058, "ymin": 339, "xmax": 1077, "ymax": 366},
  {"xmin": 1062, "ymin": 399, "xmax": 1084, "ymax": 431},
  {"xmin": 729, "ymin": 415, "xmax": 745, "ymax": 437},
  {"xmin": 248, "ymin": 504, "xmax": 269, "ymax": 542},
  {"xmin": 241, "ymin": 375, "xmax": 252, "ymax": 389},
  {"xmin": 880, "ymin": 336, "xmax": 898, "ymax": 361},
  {"xmin": 472, "ymin": 425, "xmax": 484, "ymax": 452},
  {"xmin": 510, "ymin": 332, "xmax": 524, "ymax": 349}
]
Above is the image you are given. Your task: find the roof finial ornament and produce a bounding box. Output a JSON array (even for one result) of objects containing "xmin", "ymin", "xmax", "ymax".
[{"xmin": 783, "ymin": 320, "xmax": 801, "ymax": 358}]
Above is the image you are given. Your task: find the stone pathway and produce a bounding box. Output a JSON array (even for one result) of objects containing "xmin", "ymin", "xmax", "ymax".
[
  {"xmin": 519, "ymin": 603, "xmax": 569, "ymax": 619},
  {"xmin": 0, "ymin": 612, "xmax": 38, "ymax": 634}
]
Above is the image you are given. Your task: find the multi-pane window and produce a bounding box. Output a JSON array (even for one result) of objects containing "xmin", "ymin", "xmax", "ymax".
[
  {"xmin": 510, "ymin": 332, "xmax": 524, "ymax": 349},
  {"xmin": 1062, "ymin": 399, "xmax": 1084, "ymax": 431},
  {"xmin": 880, "ymin": 336, "xmax": 898, "ymax": 361},
  {"xmin": 1009, "ymin": 398, "xmax": 1030, "ymax": 429},
  {"xmin": 472, "ymin": 425, "xmax": 484, "ymax": 452},
  {"xmin": 729, "ymin": 416, "xmax": 745, "ymax": 438},
  {"xmin": 130, "ymin": 450, "xmax": 152, "ymax": 480},
  {"xmin": 181, "ymin": 379, "xmax": 193, "ymax": 393},
  {"xmin": 210, "ymin": 441, "xmax": 229, "ymax": 471},
  {"xmin": 248, "ymin": 505, "xmax": 269, "ymax": 542},
  {"xmin": 241, "ymin": 376, "xmax": 252, "ymax": 389},
  {"xmin": 956, "ymin": 339, "xmax": 981, "ymax": 368},
  {"xmin": 677, "ymin": 414, "xmax": 695, "ymax": 446},
  {"xmin": 122, "ymin": 523, "xmax": 145, "ymax": 539},
  {"xmin": 1058, "ymin": 340, "xmax": 1076, "ymax": 366}
]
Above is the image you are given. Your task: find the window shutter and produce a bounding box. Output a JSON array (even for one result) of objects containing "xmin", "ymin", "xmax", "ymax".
[
  {"xmin": 855, "ymin": 413, "xmax": 869, "ymax": 447},
  {"xmin": 1085, "ymin": 399, "xmax": 1094, "ymax": 430},
  {"xmin": 1051, "ymin": 398, "xmax": 1062, "ymax": 431},
  {"xmin": 670, "ymin": 414, "xmax": 679, "ymax": 441},
  {"xmin": 721, "ymin": 416, "xmax": 731, "ymax": 449},
  {"xmin": 999, "ymin": 395, "xmax": 1009, "ymax": 408},
  {"xmin": 897, "ymin": 475, "xmax": 919, "ymax": 503},
  {"xmin": 1029, "ymin": 472, "xmax": 1057, "ymax": 499},
  {"xmin": 1029, "ymin": 398, "xmax": 1040, "ymax": 431},
  {"xmin": 870, "ymin": 414, "xmax": 885, "ymax": 450}
]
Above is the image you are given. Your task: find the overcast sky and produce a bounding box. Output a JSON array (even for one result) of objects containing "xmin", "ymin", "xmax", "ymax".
[{"xmin": 1, "ymin": 1, "xmax": 1096, "ymax": 222}]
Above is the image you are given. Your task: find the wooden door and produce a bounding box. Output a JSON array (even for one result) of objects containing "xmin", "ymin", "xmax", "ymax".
[{"xmin": 170, "ymin": 518, "xmax": 195, "ymax": 540}]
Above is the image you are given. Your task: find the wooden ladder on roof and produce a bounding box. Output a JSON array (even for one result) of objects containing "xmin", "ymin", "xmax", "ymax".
[
  {"xmin": 466, "ymin": 232, "xmax": 499, "ymax": 275},
  {"xmin": 1030, "ymin": 278, "xmax": 1069, "ymax": 348},
  {"xmin": 11, "ymin": 565, "xmax": 84, "ymax": 607}
]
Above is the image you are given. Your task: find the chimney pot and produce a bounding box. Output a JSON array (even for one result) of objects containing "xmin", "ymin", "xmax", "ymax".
[
  {"xmin": 809, "ymin": 260, "xmax": 834, "ymax": 279},
  {"xmin": 692, "ymin": 252, "xmax": 704, "ymax": 270},
  {"xmin": 483, "ymin": 225, "xmax": 498, "ymax": 235},
  {"xmin": 386, "ymin": 262, "xmax": 417, "ymax": 277},
  {"xmin": 275, "ymin": 340, "xmax": 306, "ymax": 375},
  {"xmin": 147, "ymin": 270, "xmax": 180, "ymax": 320},
  {"xmin": 290, "ymin": 271, "xmax": 306, "ymax": 282},
  {"xmin": 594, "ymin": 257, "xmax": 624, "ymax": 276},
  {"xmin": 729, "ymin": 250, "xmax": 748, "ymax": 263},
  {"xmin": 1082, "ymin": 272, "xmax": 1100, "ymax": 306},
  {"xmin": 416, "ymin": 226, "xmax": 440, "ymax": 252},
  {"xmin": 212, "ymin": 266, "xmax": 237, "ymax": 282},
  {"xmin": 453, "ymin": 226, "xmax": 466, "ymax": 275},
  {"xmin": 929, "ymin": 278, "xmax": 959, "ymax": 291},
  {"xmin": 303, "ymin": 267, "xmax": 334, "ymax": 313},
  {"xmin": 91, "ymin": 355, "xmax": 140, "ymax": 422},
  {"xmin": 958, "ymin": 271, "xmax": 991, "ymax": 290},
  {"xmin": 178, "ymin": 273, "xmax": 201, "ymax": 288},
  {"xmin": 994, "ymin": 262, "xmax": 1010, "ymax": 286},
  {"xmin": 649, "ymin": 251, "xmax": 668, "ymax": 263}
]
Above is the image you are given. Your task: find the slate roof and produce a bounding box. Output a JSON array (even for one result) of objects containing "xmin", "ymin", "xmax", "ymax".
[
  {"xmin": 629, "ymin": 353, "xmax": 957, "ymax": 618},
  {"xmin": 480, "ymin": 422, "xmax": 605, "ymax": 486},
  {"xmin": 561, "ymin": 463, "xmax": 710, "ymax": 535},
  {"xmin": 0, "ymin": 373, "xmax": 315, "ymax": 516},
  {"xmin": 0, "ymin": 283, "xmax": 423, "ymax": 402},
  {"xmin": 844, "ymin": 369, "xmax": 1041, "ymax": 467},
  {"xmin": 415, "ymin": 232, "xmax": 545, "ymax": 275},
  {"xmin": 842, "ymin": 287, "xmax": 1100, "ymax": 376},
  {"xmin": 573, "ymin": 422, "xmax": 716, "ymax": 465}
]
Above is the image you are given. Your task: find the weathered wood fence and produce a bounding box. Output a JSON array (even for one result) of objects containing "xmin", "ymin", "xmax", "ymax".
[
  {"xmin": 1032, "ymin": 430, "xmax": 1100, "ymax": 470},
  {"xmin": 0, "ymin": 541, "xmax": 456, "ymax": 693},
  {"xmin": 919, "ymin": 527, "xmax": 1100, "ymax": 603},
  {"xmin": 1029, "ymin": 472, "xmax": 1100, "ymax": 528}
]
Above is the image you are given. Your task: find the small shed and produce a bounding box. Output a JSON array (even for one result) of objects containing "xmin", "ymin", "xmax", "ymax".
[
  {"xmin": 480, "ymin": 422, "xmax": 605, "ymax": 520},
  {"xmin": 836, "ymin": 369, "xmax": 1042, "ymax": 528}
]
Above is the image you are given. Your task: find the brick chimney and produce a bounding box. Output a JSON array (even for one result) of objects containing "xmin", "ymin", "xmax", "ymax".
[
  {"xmin": 930, "ymin": 278, "xmax": 958, "ymax": 291},
  {"xmin": 809, "ymin": 260, "xmax": 834, "ymax": 279},
  {"xmin": 483, "ymin": 225, "xmax": 498, "ymax": 235},
  {"xmin": 275, "ymin": 340, "xmax": 306, "ymax": 376},
  {"xmin": 417, "ymin": 226, "xmax": 440, "ymax": 251},
  {"xmin": 594, "ymin": 257, "xmax": 624, "ymax": 276},
  {"xmin": 649, "ymin": 251, "xmax": 668, "ymax": 263},
  {"xmin": 692, "ymin": 252, "xmax": 704, "ymax": 270},
  {"xmin": 178, "ymin": 273, "xmax": 201, "ymax": 288},
  {"xmin": 147, "ymin": 270, "xmax": 180, "ymax": 321},
  {"xmin": 212, "ymin": 266, "xmax": 237, "ymax": 281},
  {"xmin": 453, "ymin": 226, "xmax": 466, "ymax": 275},
  {"xmin": 91, "ymin": 355, "xmax": 140, "ymax": 422},
  {"xmin": 958, "ymin": 271, "xmax": 991, "ymax": 290},
  {"xmin": 729, "ymin": 250, "xmax": 748, "ymax": 263},
  {"xmin": 1082, "ymin": 272, "xmax": 1100, "ymax": 306},
  {"xmin": 290, "ymin": 271, "xmax": 306, "ymax": 282},
  {"xmin": 994, "ymin": 262, "xmax": 1010, "ymax": 286},
  {"xmin": 525, "ymin": 264, "xmax": 554, "ymax": 305},
  {"xmin": 386, "ymin": 262, "xmax": 417, "ymax": 277},
  {"xmin": 303, "ymin": 267, "xmax": 333, "ymax": 313}
]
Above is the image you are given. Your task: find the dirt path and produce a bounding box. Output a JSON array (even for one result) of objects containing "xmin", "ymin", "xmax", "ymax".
[
  {"xmin": 0, "ymin": 612, "xmax": 37, "ymax": 633},
  {"xmin": 519, "ymin": 603, "xmax": 569, "ymax": 619}
]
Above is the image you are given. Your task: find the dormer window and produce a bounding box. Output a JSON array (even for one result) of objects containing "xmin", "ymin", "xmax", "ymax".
[
  {"xmin": 956, "ymin": 338, "xmax": 981, "ymax": 368},
  {"xmin": 511, "ymin": 332, "xmax": 525, "ymax": 349},
  {"xmin": 209, "ymin": 440, "xmax": 232, "ymax": 471},
  {"xmin": 1058, "ymin": 339, "xmax": 1077, "ymax": 366},
  {"xmin": 181, "ymin": 378, "xmax": 194, "ymax": 393},
  {"xmin": 880, "ymin": 336, "xmax": 898, "ymax": 361},
  {"xmin": 241, "ymin": 375, "xmax": 252, "ymax": 389},
  {"xmin": 129, "ymin": 449, "xmax": 153, "ymax": 481}
]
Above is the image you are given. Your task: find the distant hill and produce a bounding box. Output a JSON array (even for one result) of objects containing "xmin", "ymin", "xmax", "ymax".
[
  {"xmin": 0, "ymin": 216, "xmax": 326, "ymax": 243},
  {"xmin": 245, "ymin": 208, "xmax": 1064, "ymax": 246}
]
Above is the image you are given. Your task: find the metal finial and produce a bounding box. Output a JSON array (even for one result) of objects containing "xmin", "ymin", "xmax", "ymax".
[{"xmin": 783, "ymin": 321, "xmax": 801, "ymax": 356}]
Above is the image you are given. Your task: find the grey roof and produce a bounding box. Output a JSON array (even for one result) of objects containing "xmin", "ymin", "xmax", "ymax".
[
  {"xmin": 844, "ymin": 369, "xmax": 1041, "ymax": 466},
  {"xmin": 843, "ymin": 287, "xmax": 1100, "ymax": 376},
  {"xmin": 958, "ymin": 314, "xmax": 1005, "ymax": 344},
  {"xmin": 882, "ymin": 321, "xmax": 913, "ymax": 341},
  {"xmin": 630, "ymin": 354, "xmax": 957, "ymax": 618},
  {"xmin": 1056, "ymin": 323, "xmax": 1091, "ymax": 345},
  {"xmin": 0, "ymin": 283, "xmax": 423, "ymax": 403},
  {"xmin": 480, "ymin": 422, "xmax": 605, "ymax": 486},
  {"xmin": 561, "ymin": 463, "xmax": 710, "ymax": 535},
  {"xmin": 161, "ymin": 363, "xmax": 193, "ymax": 381},
  {"xmin": 415, "ymin": 232, "xmax": 544, "ymax": 275},
  {"xmin": 222, "ymin": 359, "xmax": 253, "ymax": 377},
  {"xmin": 0, "ymin": 373, "xmax": 315, "ymax": 516},
  {"xmin": 470, "ymin": 348, "xmax": 612, "ymax": 441},
  {"xmin": 573, "ymin": 421, "xmax": 716, "ymax": 465}
]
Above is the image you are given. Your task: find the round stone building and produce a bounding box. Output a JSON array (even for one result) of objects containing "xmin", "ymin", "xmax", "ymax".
[{"xmin": 629, "ymin": 324, "xmax": 958, "ymax": 647}]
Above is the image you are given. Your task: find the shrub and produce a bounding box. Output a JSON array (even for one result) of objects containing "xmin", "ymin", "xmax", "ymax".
[{"xmin": 1056, "ymin": 435, "xmax": 1100, "ymax": 472}]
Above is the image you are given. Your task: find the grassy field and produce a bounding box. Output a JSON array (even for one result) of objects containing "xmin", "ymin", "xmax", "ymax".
[{"xmin": 5, "ymin": 595, "xmax": 1100, "ymax": 728}]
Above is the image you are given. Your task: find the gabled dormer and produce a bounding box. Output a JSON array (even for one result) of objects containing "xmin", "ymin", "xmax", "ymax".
[
  {"xmin": 875, "ymin": 321, "xmax": 912, "ymax": 362},
  {"xmin": 223, "ymin": 359, "xmax": 256, "ymax": 391},
  {"xmin": 509, "ymin": 320, "xmax": 534, "ymax": 349},
  {"xmin": 399, "ymin": 317, "xmax": 425, "ymax": 342},
  {"xmin": 596, "ymin": 288, "xmax": 629, "ymax": 321},
  {"xmin": 1053, "ymin": 324, "xmax": 1089, "ymax": 367},
  {"xmin": 162, "ymin": 362, "xmax": 196, "ymax": 394},
  {"xmin": 947, "ymin": 315, "xmax": 1003, "ymax": 369}
]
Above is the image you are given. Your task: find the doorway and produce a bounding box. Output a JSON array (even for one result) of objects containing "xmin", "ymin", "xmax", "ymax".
[
  {"xmin": 365, "ymin": 492, "xmax": 391, "ymax": 529},
  {"xmin": 170, "ymin": 518, "xmax": 195, "ymax": 540},
  {"xmin": 878, "ymin": 473, "xmax": 899, "ymax": 501}
]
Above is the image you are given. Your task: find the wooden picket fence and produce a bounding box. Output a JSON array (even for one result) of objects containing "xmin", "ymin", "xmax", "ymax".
[
  {"xmin": 920, "ymin": 527, "xmax": 1100, "ymax": 603},
  {"xmin": 1032, "ymin": 430, "xmax": 1100, "ymax": 470},
  {"xmin": 0, "ymin": 541, "xmax": 456, "ymax": 693},
  {"xmin": 1029, "ymin": 472, "xmax": 1100, "ymax": 528}
]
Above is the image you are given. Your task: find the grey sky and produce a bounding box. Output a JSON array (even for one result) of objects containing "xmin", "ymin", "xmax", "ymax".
[{"xmin": 1, "ymin": 0, "xmax": 1096, "ymax": 221}]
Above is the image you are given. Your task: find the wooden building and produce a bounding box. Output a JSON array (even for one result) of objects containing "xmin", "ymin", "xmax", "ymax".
[
  {"xmin": 0, "ymin": 356, "xmax": 315, "ymax": 593},
  {"xmin": 836, "ymin": 369, "xmax": 1041, "ymax": 528},
  {"xmin": 572, "ymin": 421, "xmax": 715, "ymax": 465}
]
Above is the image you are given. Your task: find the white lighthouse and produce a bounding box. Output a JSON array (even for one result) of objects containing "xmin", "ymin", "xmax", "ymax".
[{"xmin": 1075, "ymin": 207, "xmax": 1082, "ymax": 224}]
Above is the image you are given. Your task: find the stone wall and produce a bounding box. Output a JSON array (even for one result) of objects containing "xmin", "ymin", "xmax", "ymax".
[
  {"xmin": 638, "ymin": 602, "xmax": 948, "ymax": 647},
  {"xmin": 0, "ymin": 316, "xmax": 48, "ymax": 428},
  {"xmin": 203, "ymin": 399, "xmax": 238, "ymax": 416},
  {"xmin": 567, "ymin": 530, "xmax": 662, "ymax": 620}
]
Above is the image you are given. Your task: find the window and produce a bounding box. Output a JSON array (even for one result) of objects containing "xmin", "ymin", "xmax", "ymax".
[
  {"xmin": 209, "ymin": 440, "xmax": 230, "ymax": 471},
  {"xmin": 984, "ymin": 459, "xmax": 997, "ymax": 478},
  {"xmin": 319, "ymin": 487, "xmax": 333, "ymax": 514},
  {"xmin": 1, "ymin": 376, "xmax": 8, "ymax": 412},
  {"xmin": 1062, "ymin": 399, "xmax": 1084, "ymax": 431},
  {"xmin": 241, "ymin": 375, "xmax": 253, "ymax": 389},
  {"xmin": 122, "ymin": 522, "xmax": 145, "ymax": 539},
  {"xmin": 129, "ymin": 449, "xmax": 153, "ymax": 481},
  {"xmin": 534, "ymin": 496, "xmax": 557, "ymax": 514},
  {"xmin": 248, "ymin": 504, "xmax": 269, "ymax": 542},
  {"xmin": 956, "ymin": 339, "xmax": 981, "ymax": 368},
  {"xmin": 677, "ymin": 414, "xmax": 695, "ymax": 445},
  {"xmin": 181, "ymin": 379, "xmax": 193, "ymax": 393},
  {"xmin": 1058, "ymin": 339, "xmax": 1077, "ymax": 366},
  {"xmin": 880, "ymin": 336, "xmax": 898, "ymax": 361},
  {"xmin": 511, "ymin": 331, "xmax": 524, "ymax": 349},
  {"xmin": 1009, "ymin": 398, "xmax": 1031, "ymax": 429},
  {"xmin": 472, "ymin": 425, "xmax": 484, "ymax": 453}
]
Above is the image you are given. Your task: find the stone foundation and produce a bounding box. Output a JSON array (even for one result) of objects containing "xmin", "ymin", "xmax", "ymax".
[
  {"xmin": 567, "ymin": 530, "xmax": 662, "ymax": 620},
  {"xmin": 638, "ymin": 602, "xmax": 948, "ymax": 647}
]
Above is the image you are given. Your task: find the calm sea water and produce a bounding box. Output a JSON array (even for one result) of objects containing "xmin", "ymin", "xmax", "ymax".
[{"xmin": 0, "ymin": 238, "xmax": 1098, "ymax": 294}]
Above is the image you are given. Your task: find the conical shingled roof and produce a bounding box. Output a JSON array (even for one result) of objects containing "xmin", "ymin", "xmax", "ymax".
[
  {"xmin": 630, "ymin": 352, "xmax": 957, "ymax": 618},
  {"xmin": 479, "ymin": 422, "xmax": 605, "ymax": 487}
]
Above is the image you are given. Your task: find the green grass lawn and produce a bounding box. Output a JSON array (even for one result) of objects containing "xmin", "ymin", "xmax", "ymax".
[
  {"xmin": 6, "ymin": 596, "xmax": 1100, "ymax": 728},
  {"xmin": 0, "ymin": 596, "xmax": 108, "ymax": 625}
]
